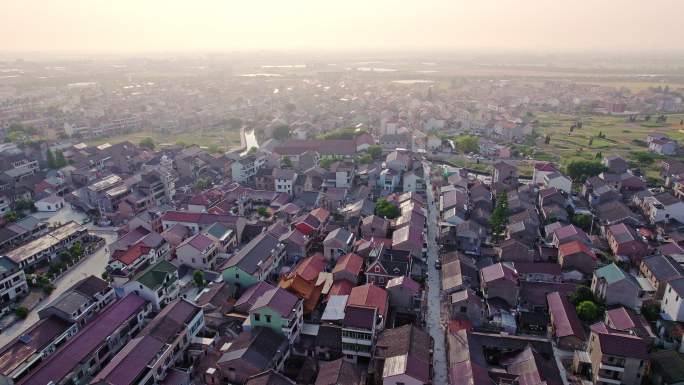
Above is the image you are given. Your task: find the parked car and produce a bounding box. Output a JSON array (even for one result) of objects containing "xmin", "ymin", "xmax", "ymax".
[{"xmin": 434, "ymin": 260, "xmax": 442, "ymax": 270}]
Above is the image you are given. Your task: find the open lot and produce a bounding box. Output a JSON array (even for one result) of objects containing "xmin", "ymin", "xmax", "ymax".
[
  {"xmin": 86, "ymin": 125, "xmax": 241, "ymax": 150},
  {"xmin": 534, "ymin": 113, "xmax": 684, "ymax": 179}
]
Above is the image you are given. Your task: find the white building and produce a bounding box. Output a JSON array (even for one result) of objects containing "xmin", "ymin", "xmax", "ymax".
[
  {"xmin": 0, "ymin": 256, "xmax": 28, "ymax": 314},
  {"xmin": 644, "ymin": 192, "xmax": 684, "ymax": 224},
  {"xmin": 231, "ymin": 154, "xmax": 265, "ymax": 183},
  {"xmin": 543, "ymin": 172, "xmax": 572, "ymax": 195},
  {"xmin": 35, "ymin": 194, "xmax": 65, "ymax": 212},
  {"xmin": 661, "ymin": 278, "xmax": 684, "ymax": 321},
  {"xmin": 274, "ymin": 169, "xmax": 298, "ymax": 195}
]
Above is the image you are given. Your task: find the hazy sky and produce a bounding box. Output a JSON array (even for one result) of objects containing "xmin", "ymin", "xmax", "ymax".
[{"xmin": 2, "ymin": 0, "xmax": 683, "ymax": 53}]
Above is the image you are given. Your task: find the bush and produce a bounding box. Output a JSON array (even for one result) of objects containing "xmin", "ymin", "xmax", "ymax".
[
  {"xmin": 576, "ymin": 300, "xmax": 600, "ymax": 322},
  {"xmin": 641, "ymin": 303, "xmax": 660, "ymax": 322},
  {"xmin": 569, "ymin": 286, "xmax": 594, "ymax": 305},
  {"xmin": 139, "ymin": 137, "xmax": 155, "ymax": 150},
  {"xmin": 15, "ymin": 307, "xmax": 28, "ymax": 318},
  {"xmin": 193, "ymin": 270, "xmax": 205, "ymax": 287},
  {"xmin": 375, "ymin": 198, "xmax": 400, "ymax": 219},
  {"xmin": 257, "ymin": 206, "xmax": 270, "ymax": 218}
]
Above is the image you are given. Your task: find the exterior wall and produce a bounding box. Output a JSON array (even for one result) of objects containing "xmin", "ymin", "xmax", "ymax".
[
  {"xmin": 661, "ymin": 283, "xmax": 684, "ymax": 321},
  {"xmin": 222, "ymin": 266, "xmax": 259, "ymax": 290}
]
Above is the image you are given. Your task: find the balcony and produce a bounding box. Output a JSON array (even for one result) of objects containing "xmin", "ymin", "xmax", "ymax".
[
  {"xmin": 600, "ymin": 363, "xmax": 625, "ymax": 373},
  {"xmin": 597, "ymin": 376, "xmax": 622, "ymax": 385}
]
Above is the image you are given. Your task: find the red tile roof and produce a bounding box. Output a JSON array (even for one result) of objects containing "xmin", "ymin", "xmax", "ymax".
[
  {"xmin": 558, "ymin": 240, "xmax": 596, "ymax": 260},
  {"xmin": 333, "ymin": 253, "xmax": 364, "ymax": 277},
  {"xmin": 348, "ymin": 284, "xmax": 388, "ymax": 320},
  {"xmin": 112, "ymin": 242, "xmax": 151, "ymax": 266}
]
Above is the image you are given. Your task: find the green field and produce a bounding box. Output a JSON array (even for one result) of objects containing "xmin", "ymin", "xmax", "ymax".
[
  {"xmin": 534, "ymin": 113, "xmax": 684, "ymax": 179},
  {"xmin": 86, "ymin": 125, "xmax": 241, "ymax": 150}
]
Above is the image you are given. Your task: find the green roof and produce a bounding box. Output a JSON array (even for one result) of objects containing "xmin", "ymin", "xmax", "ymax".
[
  {"xmin": 136, "ymin": 260, "xmax": 177, "ymax": 290},
  {"xmin": 595, "ymin": 263, "xmax": 627, "ymax": 284}
]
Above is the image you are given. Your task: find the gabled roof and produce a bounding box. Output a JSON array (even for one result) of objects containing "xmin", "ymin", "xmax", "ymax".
[
  {"xmin": 348, "ymin": 284, "xmax": 388, "ymax": 320},
  {"xmin": 547, "ymin": 291, "xmax": 586, "ymax": 340},
  {"xmin": 250, "ymin": 287, "xmax": 300, "ymax": 318},
  {"xmin": 136, "ymin": 260, "xmax": 177, "ymax": 290}
]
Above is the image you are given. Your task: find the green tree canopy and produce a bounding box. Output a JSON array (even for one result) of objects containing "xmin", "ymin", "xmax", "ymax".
[
  {"xmin": 568, "ymin": 286, "xmax": 594, "ymax": 305},
  {"xmin": 281, "ymin": 156, "xmax": 293, "ymax": 168},
  {"xmin": 257, "ymin": 206, "xmax": 270, "ymax": 217},
  {"xmin": 490, "ymin": 192, "xmax": 510, "ymax": 236},
  {"xmin": 47, "ymin": 149, "xmax": 56, "ymax": 169},
  {"xmin": 55, "ymin": 151, "xmax": 67, "ymax": 168},
  {"xmin": 375, "ymin": 198, "xmax": 400, "ymax": 219},
  {"xmin": 565, "ymin": 160, "xmax": 606, "ymax": 182},
  {"xmin": 576, "ymin": 300, "xmax": 600, "ymax": 322},
  {"xmin": 193, "ymin": 270, "xmax": 205, "ymax": 287},
  {"xmin": 139, "ymin": 137, "xmax": 155, "ymax": 150},
  {"xmin": 273, "ymin": 124, "xmax": 292, "ymax": 140},
  {"xmin": 454, "ymin": 135, "xmax": 480, "ymax": 154},
  {"xmin": 367, "ymin": 145, "xmax": 383, "ymax": 159}
]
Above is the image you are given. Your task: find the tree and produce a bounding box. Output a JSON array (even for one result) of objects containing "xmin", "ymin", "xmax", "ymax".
[
  {"xmin": 195, "ymin": 178, "xmax": 211, "ymax": 190},
  {"xmin": 47, "ymin": 149, "xmax": 56, "ymax": 169},
  {"xmin": 572, "ymin": 213, "xmax": 593, "ymax": 233},
  {"xmin": 568, "ymin": 286, "xmax": 594, "ymax": 305},
  {"xmin": 588, "ymin": 137, "xmax": 593, "ymax": 146},
  {"xmin": 281, "ymin": 156, "xmax": 293, "ymax": 168},
  {"xmin": 367, "ymin": 145, "xmax": 383, "ymax": 159},
  {"xmin": 358, "ymin": 154, "xmax": 373, "ymax": 164},
  {"xmin": 273, "ymin": 124, "xmax": 291, "ymax": 140},
  {"xmin": 257, "ymin": 206, "xmax": 270, "ymax": 217},
  {"xmin": 454, "ymin": 135, "xmax": 480, "ymax": 154},
  {"xmin": 576, "ymin": 300, "xmax": 600, "ymax": 322},
  {"xmin": 565, "ymin": 160, "xmax": 606, "ymax": 182},
  {"xmin": 3, "ymin": 211, "xmax": 19, "ymax": 223},
  {"xmin": 139, "ymin": 137, "xmax": 155, "ymax": 150},
  {"xmin": 193, "ymin": 270, "xmax": 205, "ymax": 287},
  {"xmin": 375, "ymin": 198, "xmax": 400, "ymax": 219},
  {"xmin": 544, "ymin": 135, "xmax": 551, "ymax": 144},
  {"xmin": 247, "ymin": 146, "xmax": 257, "ymax": 155},
  {"xmin": 15, "ymin": 199, "xmax": 36, "ymax": 212},
  {"xmin": 15, "ymin": 307, "xmax": 28, "ymax": 319},
  {"xmin": 55, "ymin": 151, "xmax": 67, "ymax": 168},
  {"xmin": 69, "ymin": 242, "xmax": 84, "ymax": 260},
  {"xmin": 641, "ymin": 303, "xmax": 660, "ymax": 322},
  {"xmin": 490, "ymin": 192, "xmax": 510, "ymax": 236}
]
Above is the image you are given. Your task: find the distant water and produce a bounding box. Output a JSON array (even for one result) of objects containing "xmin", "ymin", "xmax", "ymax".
[
  {"xmin": 356, "ymin": 67, "xmax": 397, "ymax": 72},
  {"xmin": 261, "ymin": 64, "xmax": 306, "ymax": 69},
  {"xmin": 239, "ymin": 73, "xmax": 282, "ymax": 77},
  {"xmin": 392, "ymin": 79, "xmax": 435, "ymax": 84}
]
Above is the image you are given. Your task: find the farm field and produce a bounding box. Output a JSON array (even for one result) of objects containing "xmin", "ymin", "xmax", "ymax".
[
  {"xmin": 86, "ymin": 125, "xmax": 241, "ymax": 150},
  {"xmin": 533, "ymin": 112, "xmax": 684, "ymax": 180}
]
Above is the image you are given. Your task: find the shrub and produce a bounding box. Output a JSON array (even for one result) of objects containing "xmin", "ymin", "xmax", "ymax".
[{"xmin": 15, "ymin": 307, "xmax": 28, "ymax": 318}]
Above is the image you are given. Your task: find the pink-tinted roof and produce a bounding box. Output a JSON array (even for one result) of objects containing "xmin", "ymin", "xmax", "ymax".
[
  {"xmin": 547, "ymin": 292, "xmax": 586, "ymax": 340},
  {"xmin": 348, "ymin": 284, "xmax": 388, "ymax": 319},
  {"xmin": 187, "ymin": 233, "xmax": 214, "ymax": 251},
  {"xmin": 329, "ymin": 280, "xmax": 354, "ymax": 297},
  {"xmin": 386, "ymin": 276, "xmax": 421, "ymax": 293},
  {"xmin": 481, "ymin": 263, "xmax": 518, "ymax": 283},
  {"xmin": 535, "ymin": 162, "xmax": 558, "ymax": 172},
  {"xmin": 606, "ymin": 307, "xmax": 636, "ymax": 330}
]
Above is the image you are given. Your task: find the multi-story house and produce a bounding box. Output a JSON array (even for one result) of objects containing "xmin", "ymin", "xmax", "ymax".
[
  {"xmin": 231, "ymin": 154, "xmax": 265, "ymax": 183},
  {"xmin": 176, "ymin": 233, "xmax": 219, "ymax": 270},
  {"xmin": 0, "ymin": 256, "xmax": 27, "ymax": 315},
  {"xmin": 5, "ymin": 221, "xmax": 88, "ymax": 269},
  {"xmin": 584, "ymin": 322, "xmax": 649, "ymax": 385},
  {"xmin": 642, "ymin": 192, "xmax": 684, "ymax": 224},
  {"xmin": 38, "ymin": 275, "xmax": 115, "ymax": 327},
  {"xmin": 118, "ymin": 260, "xmax": 179, "ymax": 311},
  {"xmin": 0, "ymin": 315, "xmax": 79, "ymax": 383},
  {"xmin": 248, "ymin": 287, "xmax": 303, "ymax": 344},
  {"xmin": 342, "ymin": 305, "xmax": 379, "ymax": 365},
  {"xmin": 92, "ymin": 299, "xmax": 204, "ymax": 385},
  {"xmin": 16, "ymin": 294, "xmax": 150, "ymax": 385},
  {"xmin": 274, "ymin": 168, "xmax": 298, "ymax": 195},
  {"xmin": 220, "ymin": 232, "xmax": 285, "ymax": 290},
  {"xmin": 661, "ymin": 278, "xmax": 684, "ymax": 322},
  {"xmin": 592, "ymin": 263, "xmax": 645, "ymax": 311}
]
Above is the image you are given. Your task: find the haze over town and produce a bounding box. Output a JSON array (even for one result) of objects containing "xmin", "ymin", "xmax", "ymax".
[{"xmin": 3, "ymin": 2, "xmax": 684, "ymax": 385}]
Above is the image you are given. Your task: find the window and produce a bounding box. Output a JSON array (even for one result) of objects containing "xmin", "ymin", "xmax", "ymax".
[
  {"xmin": 254, "ymin": 313, "xmax": 261, "ymax": 321},
  {"xmin": 266, "ymin": 315, "xmax": 272, "ymax": 323}
]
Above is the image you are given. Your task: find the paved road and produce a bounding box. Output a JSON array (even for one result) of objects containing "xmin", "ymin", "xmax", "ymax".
[
  {"xmin": 424, "ymin": 161, "xmax": 448, "ymax": 384},
  {"xmin": 0, "ymin": 208, "xmax": 116, "ymax": 346}
]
